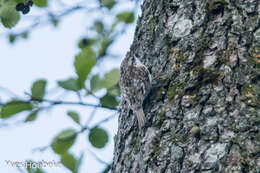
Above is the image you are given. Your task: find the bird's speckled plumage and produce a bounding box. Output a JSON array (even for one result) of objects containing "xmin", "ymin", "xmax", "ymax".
[{"xmin": 120, "ymin": 52, "xmax": 152, "ymax": 129}]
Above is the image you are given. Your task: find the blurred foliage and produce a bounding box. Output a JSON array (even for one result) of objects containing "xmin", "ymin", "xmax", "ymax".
[
  {"xmin": 116, "ymin": 11, "xmax": 135, "ymax": 24},
  {"xmin": 0, "ymin": 5, "xmax": 20, "ymax": 28},
  {"xmin": 31, "ymin": 79, "xmax": 47, "ymax": 100},
  {"xmin": 0, "ymin": 100, "xmax": 33, "ymax": 118},
  {"xmin": 74, "ymin": 47, "xmax": 97, "ymax": 89},
  {"xmin": 24, "ymin": 110, "xmax": 38, "ymax": 122},
  {"xmin": 58, "ymin": 77, "xmax": 80, "ymax": 91},
  {"xmin": 88, "ymin": 127, "xmax": 109, "ymax": 149},
  {"xmin": 0, "ymin": 0, "xmax": 137, "ymax": 172},
  {"xmin": 51, "ymin": 129, "xmax": 78, "ymax": 155},
  {"xmin": 67, "ymin": 110, "xmax": 81, "ymax": 125},
  {"xmin": 33, "ymin": 0, "xmax": 47, "ymax": 7},
  {"xmin": 61, "ymin": 153, "xmax": 78, "ymax": 173}
]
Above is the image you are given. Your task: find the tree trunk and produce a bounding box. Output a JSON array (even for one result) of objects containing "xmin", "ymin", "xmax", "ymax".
[{"xmin": 112, "ymin": 0, "xmax": 260, "ymax": 172}]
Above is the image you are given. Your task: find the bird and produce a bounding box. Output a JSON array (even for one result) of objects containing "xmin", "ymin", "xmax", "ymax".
[{"xmin": 120, "ymin": 52, "xmax": 152, "ymax": 129}]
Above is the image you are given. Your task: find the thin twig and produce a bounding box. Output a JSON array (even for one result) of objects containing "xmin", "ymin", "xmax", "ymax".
[
  {"xmin": 76, "ymin": 91, "xmax": 83, "ymax": 102},
  {"xmin": 86, "ymin": 107, "xmax": 98, "ymax": 125},
  {"xmin": 38, "ymin": 98, "xmax": 117, "ymax": 110},
  {"xmin": 17, "ymin": 167, "xmax": 26, "ymax": 173},
  {"xmin": 86, "ymin": 148, "xmax": 110, "ymax": 165},
  {"xmin": 80, "ymin": 112, "xmax": 117, "ymax": 133},
  {"xmin": 0, "ymin": 86, "xmax": 21, "ymax": 98},
  {"xmin": 24, "ymin": 92, "xmax": 118, "ymax": 111},
  {"xmin": 32, "ymin": 146, "xmax": 49, "ymax": 153},
  {"xmin": 0, "ymin": 122, "xmax": 9, "ymax": 128},
  {"xmin": 101, "ymin": 164, "xmax": 112, "ymax": 173},
  {"xmin": 0, "ymin": 120, "xmax": 29, "ymax": 129},
  {"xmin": 92, "ymin": 112, "xmax": 118, "ymax": 127}
]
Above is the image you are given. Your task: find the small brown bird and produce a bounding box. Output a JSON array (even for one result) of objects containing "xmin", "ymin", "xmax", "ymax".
[{"xmin": 120, "ymin": 52, "xmax": 152, "ymax": 129}]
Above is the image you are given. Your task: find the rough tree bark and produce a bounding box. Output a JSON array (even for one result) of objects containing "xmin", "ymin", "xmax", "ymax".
[{"xmin": 112, "ymin": 0, "xmax": 260, "ymax": 172}]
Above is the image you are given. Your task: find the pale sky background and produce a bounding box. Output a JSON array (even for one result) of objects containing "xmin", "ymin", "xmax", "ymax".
[{"xmin": 0, "ymin": 1, "xmax": 138, "ymax": 172}]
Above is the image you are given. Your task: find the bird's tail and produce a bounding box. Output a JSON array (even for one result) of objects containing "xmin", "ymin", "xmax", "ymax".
[{"xmin": 136, "ymin": 108, "xmax": 146, "ymax": 129}]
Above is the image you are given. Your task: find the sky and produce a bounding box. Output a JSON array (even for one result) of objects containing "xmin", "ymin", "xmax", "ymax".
[{"xmin": 0, "ymin": 1, "xmax": 137, "ymax": 173}]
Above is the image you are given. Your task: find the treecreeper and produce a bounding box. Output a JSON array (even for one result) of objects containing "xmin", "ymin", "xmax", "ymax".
[{"xmin": 119, "ymin": 52, "xmax": 152, "ymax": 129}]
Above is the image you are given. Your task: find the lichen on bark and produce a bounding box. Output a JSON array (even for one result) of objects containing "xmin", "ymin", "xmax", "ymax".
[{"xmin": 112, "ymin": 0, "xmax": 260, "ymax": 172}]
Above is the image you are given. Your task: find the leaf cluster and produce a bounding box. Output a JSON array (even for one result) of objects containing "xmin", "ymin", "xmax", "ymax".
[{"xmin": 0, "ymin": 0, "xmax": 137, "ymax": 172}]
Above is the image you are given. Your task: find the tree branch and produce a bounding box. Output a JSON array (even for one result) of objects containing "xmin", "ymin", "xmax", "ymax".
[
  {"xmin": 92, "ymin": 112, "xmax": 118, "ymax": 127},
  {"xmin": 33, "ymin": 97, "xmax": 118, "ymax": 111},
  {"xmin": 21, "ymin": 92, "xmax": 118, "ymax": 111}
]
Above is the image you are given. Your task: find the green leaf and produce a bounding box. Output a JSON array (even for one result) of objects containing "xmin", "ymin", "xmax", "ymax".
[
  {"xmin": 58, "ymin": 78, "xmax": 80, "ymax": 91},
  {"xmin": 67, "ymin": 111, "xmax": 80, "ymax": 125},
  {"xmin": 78, "ymin": 38, "xmax": 97, "ymax": 49},
  {"xmin": 107, "ymin": 84, "xmax": 121, "ymax": 96},
  {"xmin": 100, "ymin": 94, "xmax": 118, "ymax": 108},
  {"xmin": 31, "ymin": 79, "xmax": 47, "ymax": 100},
  {"xmin": 98, "ymin": 38, "xmax": 112, "ymax": 57},
  {"xmin": 88, "ymin": 127, "xmax": 108, "ymax": 149},
  {"xmin": 51, "ymin": 18, "xmax": 59, "ymax": 27},
  {"xmin": 61, "ymin": 153, "xmax": 77, "ymax": 173},
  {"xmin": 0, "ymin": 6, "xmax": 20, "ymax": 28},
  {"xmin": 90, "ymin": 74, "xmax": 102, "ymax": 92},
  {"xmin": 0, "ymin": 101, "xmax": 33, "ymax": 119},
  {"xmin": 51, "ymin": 129, "xmax": 77, "ymax": 155},
  {"xmin": 33, "ymin": 0, "xmax": 48, "ymax": 7},
  {"xmin": 116, "ymin": 11, "xmax": 135, "ymax": 24},
  {"xmin": 101, "ymin": 69, "xmax": 120, "ymax": 89},
  {"xmin": 24, "ymin": 110, "xmax": 38, "ymax": 122},
  {"xmin": 93, "ymin": 20, "xmax": 104, "ymax": 34},
  {"xmin": 14, "ymin": 0, "xmax": 24, "ymax": 3},
  {"xmin": 100, "ymin": 0, "xmax": 116, "ymax": 9},
  {"xmin": 74, "ymin": 48, "xmax": 97, "ymax": 89},
  {"xmin": 8, "ymin": 34, "xmax": 16, "ymax": 43},
  {"xmin": 35, "ymin": 168, "xmax": 45, "ymax": 173},
  {"xmin": 21, "ymin": 32, "xmax": 29, "ymax": 39}
]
